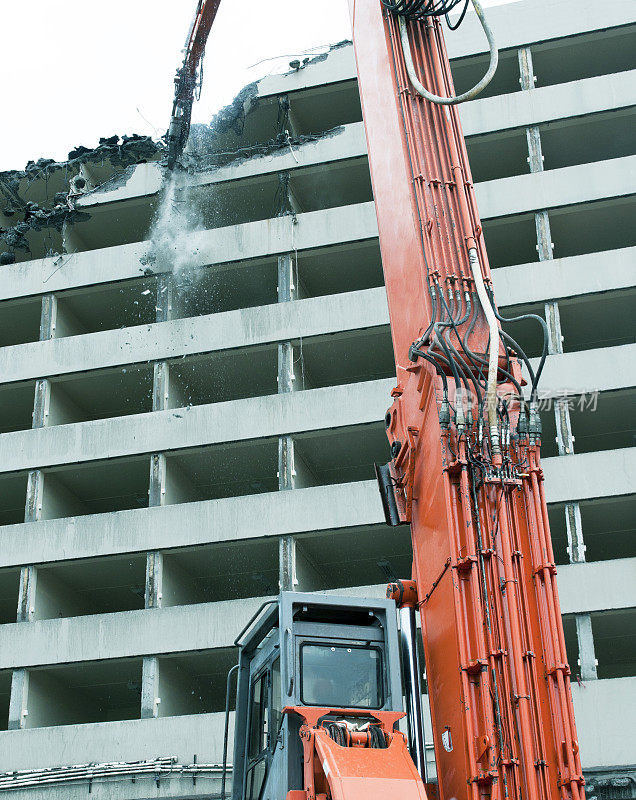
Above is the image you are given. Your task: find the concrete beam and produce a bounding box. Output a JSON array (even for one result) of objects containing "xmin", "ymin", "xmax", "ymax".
[
  {"xmin": 0, "ymin": 203, "xmax": 378, "ymax": 301},
  {"xmin": 542, "ymin": 447, "xmax": 636, "ymax": 504},
  {"xmin": 0, "ymin": 678, "xmax": 629, "ymax": 777},
  {"xmin": 78, "ymin": 124, "xmax": 367, "ymax": 207},
  {"xmin": 0, "ymin": 597, "xmax": 271, "ymax": 670},
  {"xmin": 0, "ymin": 711, "xmax": 230, "ymax": 772},
  {"xmin": 493, "ymin": 246, "xmax": 636, "ymax": 307},
  {"xmin": 476, "ymin": 155, "xmax": 636, "ymax": 220},
  {"xmin": 529, "ymin": 344, "xmax": 636, "ymax": 398},
  {"xmin": 77, "ymin": 163, "xmax": 163, "ymax": 209},
  {"xmin": 0, "ymin": 777, "xmax": 222, "ymax": 800},
  {"xmin": 445, "ymin": 0, "xmax": 635, "ymax": 59},
  {"xmin": 0, "ymin": 481, "xmax": 385, "ymax": 569},
  {"xmin": 557, "ymin": 557, "xmax": 636, "ymax": 615},
  {"xmin": 0, "ymin": 378, "xmax": 393, "ymax": 473},
  {"xmin": 0, "ymin": 584, "xmax": 404, "ymax": 669},
  {"xmin": 0, "ymin": 288, "xmax": 389, "ymax": 385},
  {"xmin": 256, "ymin": 44, "xmax": 357, "ymax": 101},
  {"xmin": 180, "ymin": 123, "xmax": 366, "ymax": 191},
  {"xmin": 571, "ymin": 676, "xmax": 636, "ymax": 771},
  {"xmin": 81, "ymin": 68, "xmax": 636, "ymax": 216},
  {"xmin": 3, "ymin": 285, "xmax": 634, "ymax": 390},
  {"xmin": 247, "ymin": 0, "xmax": 635, "ymax": 99},
  {"xmin": 460, "ymin": 70, "xmax": 636, "ymax": 138},
  {"xmin": 475, "ymin": 156, "xmax": 636, "ymax": 219}
]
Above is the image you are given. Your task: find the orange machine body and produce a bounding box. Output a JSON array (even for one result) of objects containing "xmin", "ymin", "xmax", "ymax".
[
  {"xmin": 350, "ymin": 1, "xmax": 583, "ymax": 799},
  {"xmin": 284, "ymin": 708, "xmax": 431, "ymax": 800}
]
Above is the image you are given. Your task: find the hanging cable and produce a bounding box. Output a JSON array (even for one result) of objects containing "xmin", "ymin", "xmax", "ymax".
[
  {"xmin": 382, "ymin": 0, "xmax": 466, "ymax": 19},
  {"xmin": 397, "ymin": 0, "xmax": 498, "ymax": 105},
  {"xmin": 446, "ymin": 0, "xmax": 469, "ymax": 30},
  {"xmin": 486, "ymin": 286, "xmax": 549, "ymax": 402}
]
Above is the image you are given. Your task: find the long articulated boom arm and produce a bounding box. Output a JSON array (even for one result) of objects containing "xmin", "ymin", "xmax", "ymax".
[
  {"xmin": 351, "ymin": 1, "xmax": 583, "ymax": 798},
  {"xmin": 166, "ymin": 0, "xmax": 222, "ymax": 170}
]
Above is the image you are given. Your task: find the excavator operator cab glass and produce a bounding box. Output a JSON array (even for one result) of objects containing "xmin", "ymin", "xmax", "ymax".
[{"xmin": 300, "ymin": 643, "xmax": 384, "ymax": 708}]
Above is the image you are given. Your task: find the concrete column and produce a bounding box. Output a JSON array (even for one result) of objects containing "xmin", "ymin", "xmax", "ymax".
[
  {"xmin": 278, "ymin": 95, "xmax": 301, "ymax": 139},
  {"xmin": 39, "ymin": 294, "xmax": 57, "ymax": 341},
  {"xmin": 278, "ymin": 251, "xmax": 300, "ymax": 590},
  {"xmin": 148, "ymin": 452, "xmax": 168, "ymax": 508},
  {"xmin": 32, "ymin": 379, "xmax": 50, "ymax": 429},
  {"xmin": 139, "ymin": 293, "xmax": 173, "ymax": 716},
  {"xmin": 24, "ymin": 469, "xmax": 44, "ymax": 524},
  {"xmin": 18, "ymin": 296, "xmax": 55, "ymax": 625},
  {"xmin": 565, "ymin": 502, "xmax": 586, "ymax": 564},
  {"xmin": 152, "ymin": 361, "xmax": 170, "ymax": 413},
  {"xmin": 145, "ymin": 550, "xmax": 164, "ymax": 609},
  {"xmin": 32, "ymin": 298, "xmax": 55, "ymax": 427},
  {"xmin": 517, "ymin": 46, "xmax": 536, "ymax": 91},
  {"xmin": 555, "ymin": 398, "xmax": 574, "ymax": 455},
  {"xmin": 534, "ymin": 211, "xmax": 554, "ymax": 262},
  {"xmin": 141, "ymin": 656, "xmax": 161, "ymax": 719},
  {"xmin": 575, "ymin": 613, "xmax": 598, "ymax": 682},
  {"xmin": 276, "ymin": 210, "xmax": 317, "ymax": 590},
  {"xmin": 8, "ymin": 669, "xmax": 29, "ymax": 730},
  {"xmin": 279, "ymin": 536, "xmax": 324, "ymax": 593},
  {"xmin": 519, "ymin": 45, "xmax": 593, "ymax": 681},
  {"xmin": 17, "ymin": 565, "xmax": 37, "ymax": 623},
  {"xmin": 545, "ymin": 299, "xmax": 563, "ymax": 355},
  {"xmin": 155, "ymin": 275, "xmax": 174, "ymax": 323},
  {"xmin": 277, "ymin": 252, "xmax": 297, "ymax": 304}
]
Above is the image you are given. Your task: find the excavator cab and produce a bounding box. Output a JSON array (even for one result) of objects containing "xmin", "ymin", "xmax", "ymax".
[{"xmin": 230, "ymin": 592, "xmax": 410, "ymax": 800}]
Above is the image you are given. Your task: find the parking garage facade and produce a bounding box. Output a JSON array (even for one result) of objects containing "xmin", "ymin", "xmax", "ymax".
[{"xmin": 0, "ymin": 0, "xmax": 634, "ymax": 797}]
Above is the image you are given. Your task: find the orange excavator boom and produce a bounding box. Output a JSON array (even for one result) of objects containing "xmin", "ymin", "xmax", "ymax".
[
  {"xmin": 166, "ymin": 0, "xmax": 222, "ymax": 169},
  {"xmin": 351, "ymin": 1, "xmax": 583, "ymax": 797}
]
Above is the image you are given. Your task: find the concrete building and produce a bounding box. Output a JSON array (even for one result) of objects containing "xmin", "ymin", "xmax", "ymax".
[{"xmin": 0, "ymin": 0, "xmax": 634, "ymax": 796}]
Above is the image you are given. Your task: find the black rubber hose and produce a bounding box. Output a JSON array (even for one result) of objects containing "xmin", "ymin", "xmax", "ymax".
[
  {"xmin": 411, "ymin": 348, "xmax": 450, "ymax": 393},
  {"xmin": 446, "ymin": 0, "xmax": 469, "ymax": 29},
  {"xmin": 434, "ymin": 286, "xmax": 484, "ymax": 411},
  {"xmin": 486, "ymin": 287, "xmax": 548, "ymax": 401}
]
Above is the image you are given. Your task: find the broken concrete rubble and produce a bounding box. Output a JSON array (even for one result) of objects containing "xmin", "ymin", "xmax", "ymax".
[
  {"xmin": 0, "ymin": 42, "xmax": 354, "ymax": 262},
  {"xmin": 0, "ymin": 135, "xmax": 162, "ymax": 259}
]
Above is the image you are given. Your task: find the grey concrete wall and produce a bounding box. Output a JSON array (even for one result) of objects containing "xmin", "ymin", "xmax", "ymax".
[
  {"xmin": 0, "ymin": 559, "xmax": 631, "ymax": 670},
  {"xmin": 0, "ymin": 202, "xmax": 379, "ymax": 301},
  {"xmin": 0, "ymin": 378, "xmax": 394, "ymax": 472},
  {"xmin": 0, "ymin": 288, "xmax": 389, "ymax": 384},
  {"xmin": 0, "ymin": 712, "xmax": 232, "ymax": 771}
]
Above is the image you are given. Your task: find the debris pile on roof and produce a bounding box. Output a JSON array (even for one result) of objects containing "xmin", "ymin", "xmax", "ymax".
[{"xmin": 0, "ymin": 134, "xmax": 162, "ymax": 259}]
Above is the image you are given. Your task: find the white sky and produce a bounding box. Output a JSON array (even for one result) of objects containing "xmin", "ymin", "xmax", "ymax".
[
  {"xmin": 0, "ymin": 0, "xmax": 352, "ymax": 172},
  {"xmin": 1, "ymin": 0, "xmax": 511, "ymax": 173}
]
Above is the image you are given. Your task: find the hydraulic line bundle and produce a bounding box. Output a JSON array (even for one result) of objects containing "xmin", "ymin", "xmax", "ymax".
[{"xmin": 352, "ymin": 0, "xmax": 584, "ymax": 797}]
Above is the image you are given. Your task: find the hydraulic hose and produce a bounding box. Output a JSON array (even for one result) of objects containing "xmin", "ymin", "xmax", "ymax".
[
  {"xmin": 398, "ymin": 0, "xmax": 498, "ymax": 105},
  {"xmin": 469, "ymin": 248, "xmax": 500, "ymax": 453}
]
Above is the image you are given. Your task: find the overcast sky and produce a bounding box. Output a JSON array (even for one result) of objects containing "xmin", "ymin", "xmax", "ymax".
[
  {"xmin": 1, "ymin": 0, "xmax": 510, "ymax": 173},
  {"xmin": 0, "ymin": 0, "xmax": 352, "ymax": 172}
]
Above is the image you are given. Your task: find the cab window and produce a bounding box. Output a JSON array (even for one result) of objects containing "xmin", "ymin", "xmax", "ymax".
[{"xmin": 301, "ymin": 643, "xmax": 383, "ymax": 708}]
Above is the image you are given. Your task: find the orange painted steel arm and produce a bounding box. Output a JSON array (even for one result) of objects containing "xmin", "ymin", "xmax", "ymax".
[
  {"xmin": 167, "ymin": 0, "xmax": 222, "ymax": 169},
  {"xmin": 285, "ymin": 707, "xmax": 430, "ymax": 800},
  {"xmin": 350, "ymin": 2, "xmax": 583, "ymax": 799}
]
